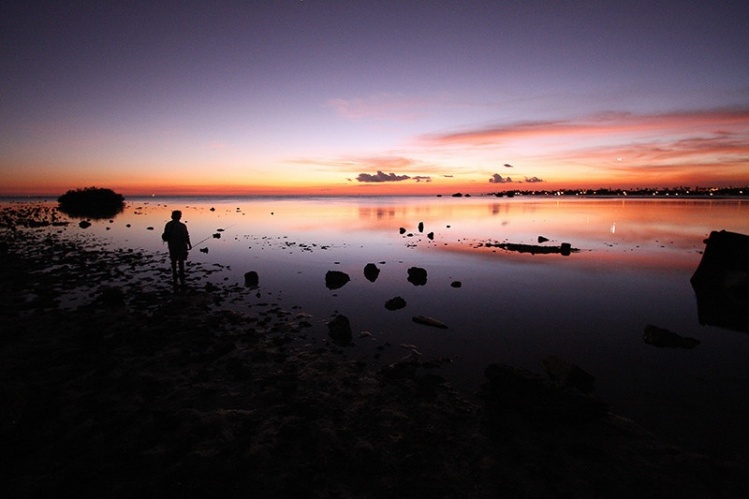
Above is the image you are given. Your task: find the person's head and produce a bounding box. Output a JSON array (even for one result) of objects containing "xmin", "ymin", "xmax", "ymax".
[{"xmin": 171, "ymin": 210, "xmax": 182, "ymax": 221}]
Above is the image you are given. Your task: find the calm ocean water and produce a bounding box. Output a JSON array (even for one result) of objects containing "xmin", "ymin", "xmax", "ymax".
[{"xmin": 17, "ymin": 195, "xmax": 749, "ymax": 456}]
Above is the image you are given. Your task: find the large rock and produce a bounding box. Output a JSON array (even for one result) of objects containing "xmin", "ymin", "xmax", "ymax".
[{"xmin": 691, "ymin": 230, "xmax": 749, "ymax": 289}]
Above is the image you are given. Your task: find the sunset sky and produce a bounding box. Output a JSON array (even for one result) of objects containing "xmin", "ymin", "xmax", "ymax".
[{"xmin": 2, "ymin": 1, "xmax": 748, "ymax": 196}]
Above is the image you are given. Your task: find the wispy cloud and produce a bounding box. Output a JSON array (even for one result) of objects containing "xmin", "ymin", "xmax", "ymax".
[
  {"xmin": 420, "ymin": 108, "xmax": 749, "ymax": 147},
  {"xmin": 328, "ymin": 93, "xmax": 444, "ymax": 122}
]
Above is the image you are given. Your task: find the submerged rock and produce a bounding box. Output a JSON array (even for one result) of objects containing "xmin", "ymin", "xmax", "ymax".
[
  {"xmin": 643, "ymin": 324, "xmax": 700, "ymax": 349},
  {"xmin": 412, "ymin": 316, "xmax": 448, "ymax": 329}
]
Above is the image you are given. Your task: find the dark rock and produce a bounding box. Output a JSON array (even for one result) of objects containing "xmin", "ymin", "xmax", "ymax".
[
  {"xmin": 481, "ymin": 363, "xmax": 607, "ymax": 431},
  {"xmin": 325, "ymin": 270, "xmax": 350, "ymax": 290},
  {"xmin": 399, "ymin": 227, "xmax": 406, "ymax": 234},
  {"xmin": 538, "ymin": 236, "xmax": 549, "ymax": 243},
  {"xmin": 199, "ymin": 247, "xmax": 209, "ymax": 253},
  {"xmin": 385, "ymin": 296, "xmax": 407, "ymax": 310},
  {"xmin": 327, "ymin": 315, "xmax": 352, "ymax": 345},
  {"xmin": 643, "ymin": 324, "xmax": 700, "ymax": 349},
  {"xmin": 427, "ymin": 232, "xmax": 434, "ymax": 240},
  {"xmin": 412, "ymin": 316, "xmax": 448, "ymax": 329},
  {"xmin": 78, "ymin": 220, "xmax": 92, "ymax": 229},
  {"xmin": 560, "ymin": 242, "xmax": 572, "ymax": 256},
  {"xmin": 407, "ymin": 267, "xmax": 427, "ymax": 286},
  {"xmin": 418, "ymin": 222, "xmax": 424, "ymax": 233},
  {"xmin": 244, "ymin": 271, "xmax": 259, "ymax": 287},
  {"xmin": 542, "ymin": 356, "xmax": 595, "ymax": 393},
  {"xmin": 212, "ymin": 233, "xmax": 221, "ymax": 239},
  {"xmin": 450, "ymin": 281, "xmax": 462, "ymax": 288},
  {"xmin": 363, "ymin": 263, "xmax": 380, "ymax": 282}
]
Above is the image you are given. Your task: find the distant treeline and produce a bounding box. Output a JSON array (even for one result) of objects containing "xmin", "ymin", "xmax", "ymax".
[{"xmin": 487, "ymin": 186, "xmax": 749, "ymax": 198}]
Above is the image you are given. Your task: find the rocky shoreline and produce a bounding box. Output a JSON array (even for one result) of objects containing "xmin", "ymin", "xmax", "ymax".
[{"xmin": 1, "ymin": 204, "xmax": 748, "ymax": 498}]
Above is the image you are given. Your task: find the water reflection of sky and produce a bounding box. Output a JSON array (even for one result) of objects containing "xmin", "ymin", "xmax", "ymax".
[{"xmin": 29, "ymin": 196, "xmax": 749, "ymax": 455}]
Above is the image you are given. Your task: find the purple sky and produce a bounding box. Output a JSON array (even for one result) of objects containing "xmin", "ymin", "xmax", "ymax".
[{"xmin": 2, "ymin": 1, "xmax": 748, "ymax": 195}]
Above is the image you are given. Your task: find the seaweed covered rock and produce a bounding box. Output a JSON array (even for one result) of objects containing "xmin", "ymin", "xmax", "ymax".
[{"xmin": 58, "ymin": 187, "xmax": 125, "ymax": 219}]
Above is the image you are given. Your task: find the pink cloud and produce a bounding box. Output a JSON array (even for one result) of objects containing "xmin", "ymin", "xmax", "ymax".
[
  {"xmin": 328, "ymin": 93, "xmax": 440, "ymax": 122},
  {"xmin": 419, "ymin": 108, "xmax": 749, "ymax": 146}
]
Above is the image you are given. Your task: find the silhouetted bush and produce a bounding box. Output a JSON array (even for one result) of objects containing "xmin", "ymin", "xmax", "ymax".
[{"xmin": 58, "ymin": 187, "xmax": 125, "ymax": 219}]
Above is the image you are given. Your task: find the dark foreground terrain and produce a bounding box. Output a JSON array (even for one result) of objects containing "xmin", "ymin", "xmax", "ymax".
[{"xmin": 1, "ymin": 204, "xmax": 748, "ymax": 498}]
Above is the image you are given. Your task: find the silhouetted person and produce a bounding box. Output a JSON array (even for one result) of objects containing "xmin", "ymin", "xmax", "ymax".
[{"xmin": 162, "ymin": 210, "xmax": 192, "ymax": 286}]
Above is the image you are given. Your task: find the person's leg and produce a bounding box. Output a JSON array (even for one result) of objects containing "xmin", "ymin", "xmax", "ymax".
[
  {"xmin": 171, "ymin": 257, "xmax": 178, "ymax": 283},
  {"xmin": 178, "ymin": 259, "xmax": 186, "ymax": 285}
]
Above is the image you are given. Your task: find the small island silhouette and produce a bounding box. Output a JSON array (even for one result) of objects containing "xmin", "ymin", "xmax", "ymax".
[{"xmin": 57, "ymin": 186, "xmax": 125, "ymax": 219}]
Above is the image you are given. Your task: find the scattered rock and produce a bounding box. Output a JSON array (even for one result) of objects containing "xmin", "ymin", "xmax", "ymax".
[
  {"xmin": 385, "ymin": 296, "xmax": 407, "ymax": 310},
  {"xmin": 643, "ymin": 324, "xmax": 700, "ymax": 349},
  {"xmin": 412, "ymin": 316, "xmax": 448, "ymax": 329},
  {"xmin": 363, "ymin": 263, "xmax": 380, "ymax": 282},
  {"xmin": 327, "ymin": 314, "xmax": 353, "ymax": 345},
  {"xmin": 399, "ymin": 227, "xmax": 406, "ymax": 234},
  {"xmin": 450, "ymin": 281, "xmax": 462, "ymax": 288},
  {"xmin": 212, "ymin": 233, "xmax": 221, "ymax": 239},
  {"xmin": 199, "ymin": 247, "xmax": 209, "ymax": 253},
  {"xmin": 418, "ymin": 222, "xmax": 424, "ymax": 232},
  {"xmin": 325, "ymin": 270, "xmax": 350, "ymax": 290},
  {"xmin": 427, "ymin": 232, "xmax": 434, "ymax": 240},
  {"xmin": 407, "ymin": 266, "xmax": 427, "ymax": 286},
  {"xmin": 538, "ymin": 236, "xmax": 549, "ymax": 243},
  {"xmin": 78, "ymin": 220, "xmax": 92, "ymax": 229}
]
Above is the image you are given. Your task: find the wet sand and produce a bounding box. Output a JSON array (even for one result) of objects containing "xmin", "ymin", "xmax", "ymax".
[{"xmin": 2, "ymin": 204, "xmax": 748, "ymax": 498}]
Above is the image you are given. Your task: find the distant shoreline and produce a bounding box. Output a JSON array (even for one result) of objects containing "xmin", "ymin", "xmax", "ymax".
[{"xmin": 2, "ymin": 185, "xmax": 748, "ymax": 203}]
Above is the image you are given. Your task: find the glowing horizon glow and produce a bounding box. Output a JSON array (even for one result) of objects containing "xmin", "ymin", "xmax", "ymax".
[{"xmin": 1, "ymin": 2, "xmax": 748, "ymax": 196}]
